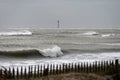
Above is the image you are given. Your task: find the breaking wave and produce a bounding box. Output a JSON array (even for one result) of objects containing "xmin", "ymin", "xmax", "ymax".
[
  {"xmin": 0, "ymin": 30, "xmax": 32, "ymax": 36},
  {"xmin": 0, "ymin": 46, "xmax": 63, "ymax": 58},
  {"xmin": 41, "ymin": 46, "xmax": 63, "ymax": 57},
  {"xmin": 82, "ymin": 31, "xmax": 98, "ymax": 36},
  {"xmin": 101, "ymin": 34, "xmax": 115, "ymax": 37}
]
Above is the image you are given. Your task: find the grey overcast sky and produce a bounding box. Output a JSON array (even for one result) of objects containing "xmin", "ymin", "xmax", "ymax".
[{"xmin": 0, "ymin": 0, "xmax": 120, "ymax": 28}]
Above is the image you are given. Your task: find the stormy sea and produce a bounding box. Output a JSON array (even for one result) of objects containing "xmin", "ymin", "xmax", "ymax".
[{"xmin": 0, "ymin": 28, "xmax": 120, "ymax": 69}]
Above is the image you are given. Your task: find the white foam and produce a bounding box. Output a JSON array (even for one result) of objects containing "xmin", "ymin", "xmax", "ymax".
[
  {"xmin": 0, "ymin": 52, "xmax": 120, "ymax": 71},
  {"xmin": 83, "ymin": 31, "xmax": 98, "ymax": 36},
  {"xmin": 0, "ymin": 30, "xmax": 32, "ymax": 36},
  {"xmin": 101, "ymin": 34, "xmax": 115, "ymax": 37},
  {"xmin": 41, "ymin": 45, "xmax": 63, "ymax": 57}
]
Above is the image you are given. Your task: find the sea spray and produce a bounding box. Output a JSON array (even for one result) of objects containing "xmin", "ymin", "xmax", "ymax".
[
  {"xmin": 41, "ymin": 45, "xmax": 63, "ymax": 57},
  {"xmin": 0, "ymin": 30, "xmax": 32, "ymax": 36}
]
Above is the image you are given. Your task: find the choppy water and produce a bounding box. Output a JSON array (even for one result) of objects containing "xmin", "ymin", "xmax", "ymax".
[{"xmin": 0, "ymin": 28, "xmax": 120, "ymax": 68}]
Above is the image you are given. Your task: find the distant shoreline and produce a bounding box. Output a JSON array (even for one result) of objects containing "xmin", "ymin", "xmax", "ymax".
[{"xmin": 0, "ymin": 27, "xmax": 119, "ymax": 30}]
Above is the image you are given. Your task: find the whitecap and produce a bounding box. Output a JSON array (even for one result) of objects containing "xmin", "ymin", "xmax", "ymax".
[
  {"xmin": 82, "ymin": 31, "xmax": 98, "ymax": 36},
  {"xmin": 41, "ymin": 45, "xmax": 63, "ymax": 57},
  {"xmin": 0, "ymin": 30, "xmax": 32, "ymax": 36},
  {"xmin": 101, "ymin": 34, "xmax": 115, "ymax": 37}
]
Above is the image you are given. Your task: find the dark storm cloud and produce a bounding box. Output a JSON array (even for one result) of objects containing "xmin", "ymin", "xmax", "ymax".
[{"xmin": 0, "ymin": 0, "xmax": 120, "ymax": 28}]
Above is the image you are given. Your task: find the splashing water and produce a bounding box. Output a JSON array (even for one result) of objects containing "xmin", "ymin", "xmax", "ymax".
[{"xmin": 41, "ymin": 45, "xmax": 63, "ymax": 57}]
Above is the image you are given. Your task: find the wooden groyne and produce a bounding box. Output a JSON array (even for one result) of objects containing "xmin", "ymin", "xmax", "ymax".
[{"xmin": 0, "ymin": 59, "xmax": 120, "ymax": 80}]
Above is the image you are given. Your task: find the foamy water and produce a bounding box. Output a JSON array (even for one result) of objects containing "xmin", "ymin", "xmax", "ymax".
[
  {"xmin": 0, "ymin": 52, "xmax": 119, "ymax": 68},
  {"xmin": 0, "ymin": 29, "xmax": 120, "ymax": 69},
  {"xmin": 41, "ymin": 45, "xmax": 63, "ymax": 57},
  {"xmin": 0, "ymin": 30, "xmax": 32, "ymax": 36},
  {"xmin": 82, "ymin": 31, "xmax": 99, "ymax": 35},
  {"xmin": 101, "ymin": 34, "xmax": 115, "ymax": 37}
]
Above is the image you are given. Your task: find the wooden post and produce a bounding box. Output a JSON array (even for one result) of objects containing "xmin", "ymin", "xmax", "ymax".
[
  {"xmin": 62, "ymin": 64, "xmax": 64, "ymax": 73},
  {"xmin": 92, "ymin": 62, "xmax": 95, "ymax": 73},
  {"xmin": 86, "ymin": 62, "xmax": 88, "ymax": 73},
  {"xmin": 28, "ymin": 66, "xmax": 30, "ymax": 79},
  {"xmin": 0, "ymin": 69, "xmax": 2, "ymax": 80},
  {"xmin": 52, "ymin": 64, "xmax": 55, "ymax": 74},
  {"xmin": 103, "ymin": 61, "xmax": 106, "ymax": 73},
  {"xmin": 56, "ymin": 64, "xmax": 58, "ymax": 74},
  {"xmin": 68, "ymin": 63, "xmax": 71, "ymax": 72},
  {"xmin": 80, "ymin": 63, "xmax": 83, "ymax": 72},
  {"xmin": 100, "ymin": 61, "xmax": 104, "ymax": 73},
  {"xmin": 71, "ymin": 63, "xmax": 73, "ymax": 72},
  {"xmin": 20, "ymin": 66, "xmax": 23, "ymax": 79},
  {"xmin": 50, "ymin": 64, "xmax": 52, "ymax": 75},
  {"xmin": 24, "ymin": 67, "xmax": 27, "ymax": 79},
  {"xmin": 106, "ymin": 60, "xmax": 109, "ymax": 72},
  {"xmin": 89, "ymin": 63, "xmax": 92, "ymax": 73},
  {"xmin": 111, "ymin": 60, "xmax": 114, "ymax": 74},
  {"xmin": 47, "ymin": 64, "xmax": 49, "ymax": 75},
  {"xmin": 3, "ymin": 69, "xmax": 7, "ymax": 80},
  {"xmin": 31, "ymin": 66, "xmax": 33, "ymax": 77},
  {"xmin": 12, "ymin": 67, "xmax": 15, "ymax": 79},
  {"xmin": 75, "ymin": 63, "xmax": 77, "ymax": 72},
  {"xmin": 65, "ymin": 64, "xmax": 68, "ymax": 73},
  {"xmin": 40, "ymin": 65, "xmax": 43, "ymax": 77},
  {"xmin": 43, "ymin": 64, "xmax": 49, "ymax": 76},
  {"xmin": 16, "ymin": 67, "xmax": 19, "ymax": 79},
  {"xmin": 77, "ymin": 63, "xmax": 80, "ymax": 72},
  {"xmin": 113, "ymin": 59, "xmax": 120, "ymax": 80},
  {"xmin": 95, "ymin": 61, "xmax": 97, "ymax": 73},
  {"xmin": 108, "ymin": 60, "xmax": 112, "ymax": 75},
  {"xmin": 37, "ymin": 65, "xmax": 40, "ymax": 78},
  {"xmin": 8, "ymin": 67, "xmax": 11, "ymax": 79},
  {"xmin": 59, "ymin": 64, "xmax": 62, "ymax": 74},
  {"xmin": 83, "ymin": 62, "xmax": 85, "ymax": 72},
  {"xmin": 98, "ymin": 61, "xmax": 100, "ymax": 73},
  {"xmin": 34, "ymin": 65, "xmax": 36, "ymax": 78}
]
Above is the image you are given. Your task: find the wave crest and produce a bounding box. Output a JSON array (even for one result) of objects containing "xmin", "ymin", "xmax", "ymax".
[
  {"xmin": 0, "ymin": 30, "xmax": 32, "ymax": 36},
  {"xmin": 41, "ymin": 46, "xmax": 63, "ymax": 57},
  {"xmin": 0, "ymin": 46, "xmax": 63, "ymax": 58},
  {"xmin": 101, "ymin": 34, "xmax": 115, "ymax": 37},
  {"xmin": 83, "ymin": 31, "xmax": 98, "ymax": 36}
]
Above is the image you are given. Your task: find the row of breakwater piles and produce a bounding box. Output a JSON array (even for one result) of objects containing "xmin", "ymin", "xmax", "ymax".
[{"xmin": 0, "ymin": 59, "xmax": 120, "ymax": 80}]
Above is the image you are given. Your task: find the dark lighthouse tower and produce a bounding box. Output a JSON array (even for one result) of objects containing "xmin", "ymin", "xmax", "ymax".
[{"xmin": 57, "ymin": 20, "xmax": 60, "ymax": 28}]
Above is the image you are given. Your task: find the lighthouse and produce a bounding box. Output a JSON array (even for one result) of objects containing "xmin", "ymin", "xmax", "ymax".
[{"xmin": 57, "ymin": 20, "xmax": 60, "ymax": 29}]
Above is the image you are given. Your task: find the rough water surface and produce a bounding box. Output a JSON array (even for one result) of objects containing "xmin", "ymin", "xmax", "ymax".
[{"xmin": 0, "ymin": 28, "xmax": 120, "ymax": 68}]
